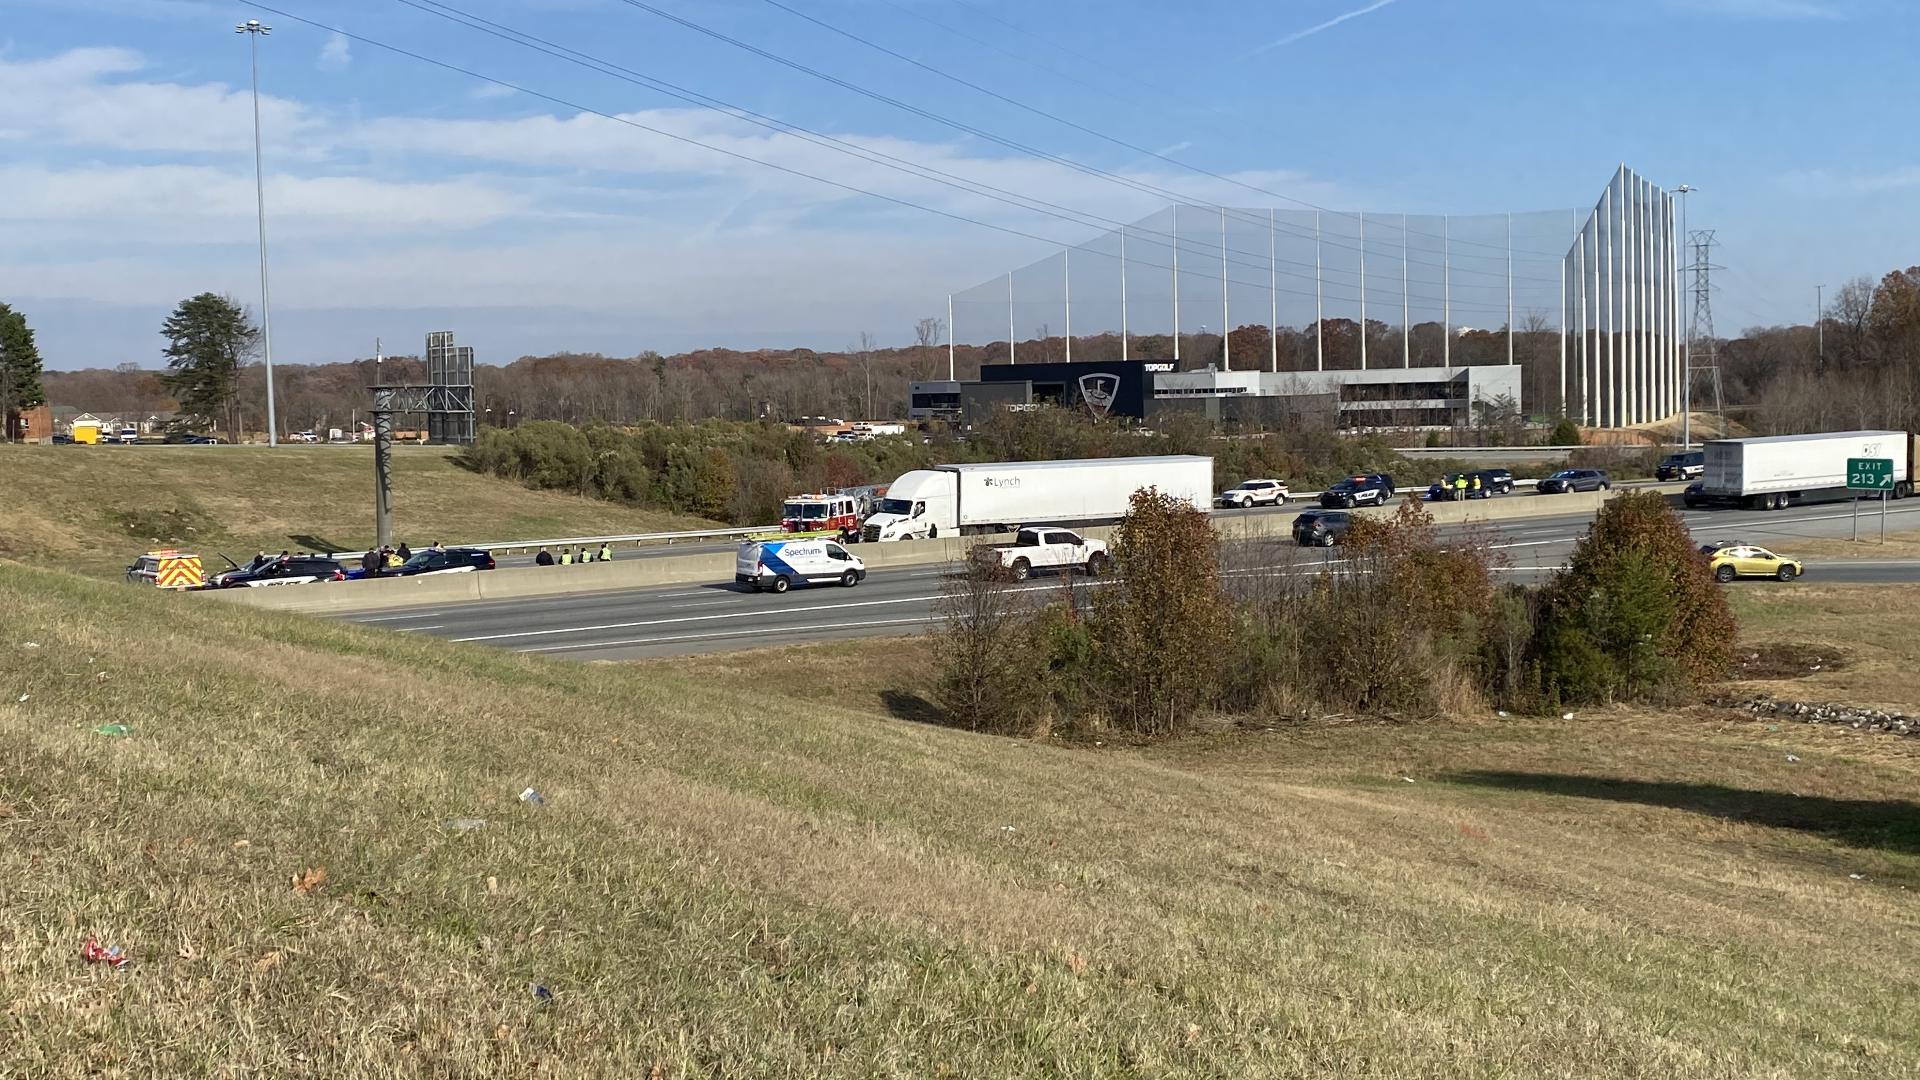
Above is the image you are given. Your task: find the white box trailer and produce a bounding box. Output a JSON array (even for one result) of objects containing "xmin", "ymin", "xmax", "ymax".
[
  {"xmin": 1688, "ymin": 430, "xmax": 1911, "ymax": 510},
  {"xmin": 861, "ymin": 455, "xmax": 1213, "ymax": 541}
]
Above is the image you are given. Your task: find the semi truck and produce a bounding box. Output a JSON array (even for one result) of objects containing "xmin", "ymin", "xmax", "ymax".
[
  {"xmin": 1684, "ymin": 430, "xmax": 1912, "ymax": 511},
  {"xmin": 860, "ymin": 455, "xmax": 1213, "ymax": 542}
]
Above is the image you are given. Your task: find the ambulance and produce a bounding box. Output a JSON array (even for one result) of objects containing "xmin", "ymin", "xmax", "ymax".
[{"xmin": 734, "ymin": 538, "xmax": 867, "ymax": 593}]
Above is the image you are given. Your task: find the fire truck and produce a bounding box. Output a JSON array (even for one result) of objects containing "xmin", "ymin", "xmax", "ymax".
[{"xmin": 780, "ymin": 492, "xmax": 867, "ymax": 541}]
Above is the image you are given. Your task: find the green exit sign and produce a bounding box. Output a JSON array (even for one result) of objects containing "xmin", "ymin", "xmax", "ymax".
[{"xmin": 1848, "ymin": 457, "xmax": 1894, "ymax": 491}]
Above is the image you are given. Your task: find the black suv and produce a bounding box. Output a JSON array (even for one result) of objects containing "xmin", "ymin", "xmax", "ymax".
[
  {"xmin": 1656, "ymin": 451, "xmax": 1705, "ymax": 481},
  {"xmin": 1536, "ymin": 468, "xmax": 1611, "ymax": 494},
  {"xmin": 207, "ymin": 555, "xmax": 345, "ymax": 588},
  {"xmin": 1319, "ymin": 473, "xmax": 1395, "ymax": 508},
  {"xmin": 1292, "ymin": 510, "xmax": 1353, "ymax": 547},
  {"xmin": 389, "ymin": 547, "xmax": 497, "ymax": 576}
]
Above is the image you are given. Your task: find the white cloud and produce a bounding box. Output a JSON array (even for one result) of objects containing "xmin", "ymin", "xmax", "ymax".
[
  {"xmin": 317, "ymin": 33, "xmax": 352, "ymax": 72},
  {"xmin": 0, "ymin": 48, "xmax": 322, "ymax": 154}
]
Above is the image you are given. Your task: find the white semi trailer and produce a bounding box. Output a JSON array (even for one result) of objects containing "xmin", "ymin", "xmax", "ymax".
[
  {"xmin": 860, "ymin": 455, "xmax": 1213, "ymax": 541},
  {"xmin": 1685, "ymin": 430, "xmax": 1912, "ymax": 510}
]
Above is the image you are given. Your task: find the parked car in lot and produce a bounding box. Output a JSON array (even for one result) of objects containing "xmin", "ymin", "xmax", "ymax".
[
  {"xmin": 206, "ymin": 554, "xmax": 345, "ymax": 588},
  {"xmin": 1704, "ymin": 544, "xmax": 1803, "ymax": 583},
  {"xmin": 1535, "ymin": 468, "xmax": 1611, "ymax": 494},
  {"xmin": 387, "ymin": 547, "xmax": 497, "ymax": 576},
  {"xmin": 51, "ymin": 433, "xmax": 74, "ymax": 444},
  {"xmin": 974, "ymin": 527, "xmax": 1108, "ymax": 581},
  {"xmin": 1291, "ymin": 509, "xmax": 1353, "ymax": 546},
  {"xmin": 1656, "ymin": 451, "xmax": 1705, "ymax": 481},
  {"xmin": 162, "ymin": 430, "xmax": 222, "ymax": 445},
  {"xmin": 1215, "ymin": 478, "xmax": 1289, "ymax": 509},
  {"xmin": 1318, "ymin": 474, "xmax": 1395, "ymax": 508}
]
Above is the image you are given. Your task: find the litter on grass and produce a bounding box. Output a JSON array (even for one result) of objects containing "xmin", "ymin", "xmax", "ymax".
[
  {"xmin": 91, "ymin": 724, "xmax": 132, "ymax": 737},
  {"xmin": 81, "ymin": 937, "xmax": 130, "ymax": 970}
]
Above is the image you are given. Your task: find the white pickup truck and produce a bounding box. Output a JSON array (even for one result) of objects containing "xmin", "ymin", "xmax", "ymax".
[{"xmin": 975, "ymin": 527, "xmax": 1109, "ymax": 581}]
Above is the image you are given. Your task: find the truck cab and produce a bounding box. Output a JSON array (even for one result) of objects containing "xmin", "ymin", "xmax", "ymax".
[{"xmin": 860, "ymin": 471, "xmax": 957, "ymax": 542}]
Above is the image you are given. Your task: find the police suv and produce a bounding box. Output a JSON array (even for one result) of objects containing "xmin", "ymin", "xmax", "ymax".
[{"xmin": 735, "ymin": 538, "xmax": 867, "ymax": 593}]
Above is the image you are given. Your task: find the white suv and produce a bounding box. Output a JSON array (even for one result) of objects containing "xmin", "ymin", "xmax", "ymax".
[{"xmin": 1215, "ymin": 479, "xmax": 1289, "ymax": 509}]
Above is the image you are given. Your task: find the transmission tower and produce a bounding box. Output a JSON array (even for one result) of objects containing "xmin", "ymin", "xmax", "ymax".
[{"xmin": 1685, "ymin": 229, "xmax": 1725, "ymax": 436}]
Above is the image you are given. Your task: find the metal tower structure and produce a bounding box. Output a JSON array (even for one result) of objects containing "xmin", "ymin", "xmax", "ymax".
[
  {"xmin": 368, "ymin": 331, "xmax": 478, "ymax": 549},
  {"xmin": 1685, "ymin": 230, "xmax": 1725, "ymax": 436}
]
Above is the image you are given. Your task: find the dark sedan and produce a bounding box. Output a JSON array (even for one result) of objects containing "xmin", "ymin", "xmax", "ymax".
[
  {"xmin": 387, "ymin": 547, "xmax": 497, "ymax": 576},
  {"xmin": 1535, "ymin": 468, "xmax": 1611, "ymax": 494}
]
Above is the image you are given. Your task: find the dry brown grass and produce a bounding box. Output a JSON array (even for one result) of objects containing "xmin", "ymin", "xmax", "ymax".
[
  {"xmin": 3, "ymin": 566, "xmax": 1917, "ymax": 1077},
  {"xmin": 1774, "ymin": 527, "xmax": 1920, "ymax": 561},
  {"xmin": 0, "ymin": 443, "xmax": 715, "ymax": 579},
  {"xmin": 1727, "ymin": 582, "xmax": 1920, "ymax": 711}
]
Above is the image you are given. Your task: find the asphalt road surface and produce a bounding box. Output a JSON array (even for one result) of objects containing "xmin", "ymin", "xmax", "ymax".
[{"xmin": 341, "ymin": 495, "xmax": 1920, "ymax": 661}]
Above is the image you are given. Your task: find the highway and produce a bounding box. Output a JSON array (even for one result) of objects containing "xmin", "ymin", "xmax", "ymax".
[{"xmin": 342, "ymin": 496, "xmax": 1920, "ymax": 661}]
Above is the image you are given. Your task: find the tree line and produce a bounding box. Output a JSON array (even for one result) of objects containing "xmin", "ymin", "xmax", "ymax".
[{"xmin": 15, "ymin": 264, "xmax": 1916, "ymax": 439}]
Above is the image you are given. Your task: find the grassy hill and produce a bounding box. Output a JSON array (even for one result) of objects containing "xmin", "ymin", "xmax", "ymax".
[
  {"xmin": 1, "ymin": 562, "xmax": 1915, "ymax": 1076},
  {"xmin": 0, "ymin": 444, "xmax": 718, "ymax": 578}
]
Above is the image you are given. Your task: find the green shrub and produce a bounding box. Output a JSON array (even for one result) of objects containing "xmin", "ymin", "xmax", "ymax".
[
  {"xmin": 1532, "ymin": 492, "xmax": 1733, "ymax": 705},
  {"xmin": 1550, "ymin": 417, "xmax": 1582, "ymax": 446}
]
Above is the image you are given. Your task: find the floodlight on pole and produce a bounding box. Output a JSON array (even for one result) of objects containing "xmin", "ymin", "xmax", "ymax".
[
  {"xmin": 237, "ymin": 18, "xmax": 279, "ymax": 448},
  {"xmin": 1674, "ymin": 184, "xmax": 1695, "ymax": 449}
]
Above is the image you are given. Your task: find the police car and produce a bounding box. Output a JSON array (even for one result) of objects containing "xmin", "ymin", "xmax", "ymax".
[{"xmin": 735, "ymin": 538, "xmax": 867, "ymax": 593}]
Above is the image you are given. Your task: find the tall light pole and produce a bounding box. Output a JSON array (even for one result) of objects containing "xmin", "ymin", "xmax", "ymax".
[
  {"xmin": 238, "ymin": 19, "xmax": 279, "ymax": 447},
  {"xmin": 1675, "ymin": 184, "xmax": 1694, "ymax": 449},
  {"xmin": 1815, "ymin": 283, "xmax": 1825, "ymax": 363}
]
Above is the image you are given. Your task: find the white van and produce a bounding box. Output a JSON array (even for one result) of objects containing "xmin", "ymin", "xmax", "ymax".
[{"xmin": 735, "ymin": 539, "xmax": 867, "ymax": 593}]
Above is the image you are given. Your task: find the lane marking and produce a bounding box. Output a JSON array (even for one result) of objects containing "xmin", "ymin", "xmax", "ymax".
[
  {"xmin": 523, "ymin": 615, "xmax": 937, "ymax": 654},
  {"xmin": 355, "ymin": 611, "xmax": 443, "ymax": 622}
]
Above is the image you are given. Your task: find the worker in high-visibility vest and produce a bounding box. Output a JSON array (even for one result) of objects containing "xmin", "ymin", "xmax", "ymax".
[
  {"xmin": 559, "ymin": 548, "xmax": 573, "ymax": 566},
  {"xmin": 598, "ymin": 543, "xmax": 613, "ymax": 562}
]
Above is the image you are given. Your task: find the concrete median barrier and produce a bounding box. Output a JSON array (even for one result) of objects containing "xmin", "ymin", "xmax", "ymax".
[{"xmin": 206, "ymin": 483, "xmax": 1684, "ymax": 615}]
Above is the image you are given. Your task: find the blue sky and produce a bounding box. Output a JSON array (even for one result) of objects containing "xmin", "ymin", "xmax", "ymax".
[{"xmin": 1, "ymin": 0, "xmax": 1914, "ymax": 368}]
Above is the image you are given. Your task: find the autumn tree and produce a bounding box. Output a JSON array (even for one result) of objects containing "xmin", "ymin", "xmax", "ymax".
[
  {"xmin": 1090, "ymin": 488, "xmax": 1230, "ymax": 736},
  {"xmin": 0, "ymin": 302, "xmax": 46, "ymax": 442},
  {"xmin": 161, "ymin": 293, "xmax": 259, "ymax": 438}
]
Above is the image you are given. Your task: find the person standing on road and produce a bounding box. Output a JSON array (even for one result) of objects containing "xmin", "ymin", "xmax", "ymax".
[
  {"xmin": 598, "ymin": 542, "xmax": 612, "ymax": 562},
  {"xmin": 396, "ymin": 542, "xmax": 412, "ymax": 562},
  {"xmin": 361, "ymin": 548, "xmax": 381, "ymax": 578},
  {"xmin": 536, "ymin": 547, "xmax": 555, "ymax": 567},
  {"xmin": 575, "ymin": 546, "xmax": 590, "ymax": 564},
  {"xmin": 385, "ymin": 546, "xmax": 402, "ymax": 569},
  {"xmin": 1470, "ymin": 473, "xmax": 1483, "ymax": 499},
  {"xmin": 1453, "ymin": 475, "xmax": 1468, "ymax": 501},
  {"xmin": 559, "ymin": 548, "xmax": 573, "ymax": 566}
]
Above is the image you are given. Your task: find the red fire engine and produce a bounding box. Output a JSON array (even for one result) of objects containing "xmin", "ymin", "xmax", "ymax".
[{"xmin": 781, "ymin": 492, "xmax": 865, "ymax": 540}]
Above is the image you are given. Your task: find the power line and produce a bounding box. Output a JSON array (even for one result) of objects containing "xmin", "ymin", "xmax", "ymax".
[
  {"xmin": 251, "ymin": 3, "xmax": 1558, "ymax": 325},
  {"xmin": 622, "ymin": 0, "xmax": 1563, "ymax": 266},
  {"xmin": 385, "ymin": 0, "xmax": 1553, "ymax": 302},
  {"xmin": 757, "ymin": 0, "xmax": 1566, "ymax": 262}
]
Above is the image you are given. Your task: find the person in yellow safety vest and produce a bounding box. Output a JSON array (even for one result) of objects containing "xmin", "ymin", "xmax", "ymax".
[
  {"xmin": 559, "ymin": 548, "xmax": 573, "ymax": 566},
  {"xmin": 1453, "ymin": 474, "xmax": 1468, "ymax": 500},
  {"xmin": 386, "ymin": 546, "xmax": 403, "ymax": 568},
  {"xmin": 577, "ymin": 546, "xmax": 592, "ymax": 564},
  {"xmin": 598, "ymin": 542, "xmax": 612, "ymax": 562},
  {"xmin": 1470, "ymin": 473, "xmax": 1483, "ymax": 498}
]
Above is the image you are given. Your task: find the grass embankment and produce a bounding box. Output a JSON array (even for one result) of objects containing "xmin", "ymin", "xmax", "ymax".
[
  {"xmin": 2, "ymin": 565, "xmax": 1916, "ymax": 1076},
  {"xmin": 0, "ymin": 444, "xmax": 718, "ymax": 579}
]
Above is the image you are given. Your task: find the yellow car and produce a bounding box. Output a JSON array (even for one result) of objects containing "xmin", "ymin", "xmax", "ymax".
[{"xmin": 1704, "ymin": 544, "xmax": 1804, "ymax": 583}]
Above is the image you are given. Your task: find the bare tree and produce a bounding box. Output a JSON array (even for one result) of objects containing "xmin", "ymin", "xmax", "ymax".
[{"xmin": 852, "ymin": 331, "xmax": 878, "ymax": 420}]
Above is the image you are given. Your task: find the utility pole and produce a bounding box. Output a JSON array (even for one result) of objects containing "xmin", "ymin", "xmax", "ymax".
[
  {"xmin": 1815, "ymin": 283, "xmax": 1825, "ymax": 363},
  {"xmin": 237, "ymin": 19, "xmax": 279, "ymax": 447}
]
